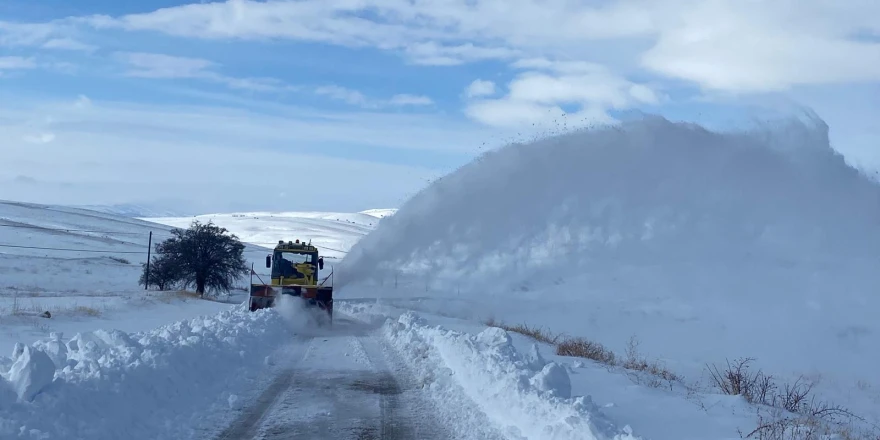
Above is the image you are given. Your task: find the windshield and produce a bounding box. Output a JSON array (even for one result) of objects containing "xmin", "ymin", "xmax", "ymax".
[{"xmin": 275, "ymin": 251, "xmax": 316, "ymax": 265}]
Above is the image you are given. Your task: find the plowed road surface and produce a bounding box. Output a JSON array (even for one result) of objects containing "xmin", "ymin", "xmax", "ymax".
[{"xmin": 212, "ymin": 316, "xmax": 470, "ymax": 440}]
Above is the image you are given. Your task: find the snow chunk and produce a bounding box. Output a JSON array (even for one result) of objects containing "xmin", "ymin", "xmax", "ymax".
[
  {"xmin": 524, "ymin": 343, "xmax": 548, "ymax": 371},
  {"xmin": 530, "ymin": 362, "xmax": 571, "ymax": 399},
  {"xmin": 228, "ymin": 394, "xmax": 241, "ymax": 410},
  {"xmin": 32, "ymin": 333, "xmax": 67, "ymax": 368},
  {"xmin": 5, "ymin": 346, "xmax": 56, "ymax": 402},
  {"xmin": 476, "ymin": 326, "xmax": 511, "ymax": 347}
]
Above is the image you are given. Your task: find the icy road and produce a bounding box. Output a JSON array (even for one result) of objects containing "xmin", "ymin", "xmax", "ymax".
[{"xmin": 213, "ymin": 316, "xmax": 497, "ymax": 440}]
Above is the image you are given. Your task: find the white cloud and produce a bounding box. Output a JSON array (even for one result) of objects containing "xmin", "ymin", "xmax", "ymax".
[
  {"xmin": 0, "ymin": 21, "xmax": 58, "ymax": 46},
  {"xmin": 465, "ymin": 80, "xmax": 496, "ymax": 98},
  {"xmin": 314, "ymin": 85, "xmax": 369, "ymax": 107},
  {"xmin": 465, "ymin": 59, "xmax": 659, "ymax": 128},
  {"xmin": 74, "ymin": 95, "xmax": 92, "ymax": 109},
  {"xmin": 119, "ymin": 52, "xmax": 215, "ymax": 78},
  {"xmin": 404, "ymin": 42, "xmax": 520, "ymax": 66},
  {"xmin": 389, "ymin": 94, "xmax": 433, "ymax": 106},
  {"xmin": 22, "ymin": 133, "xmax": 56, "ymax": 144},
  {"xmin": 116, "ymin": 51, "xmax": 294, "ymax": 92},
  {"xmin": 78, "ymin": 0, "xmax": 879, "ymax": 93},
  {"xmin": 41, "ymin": 38, "xmax": 97, "ymax": 52},
  {"xmin": 0, "ymin": 56, "xmax": 37, "ymax": 70},
  {"xmin": 315, "ymin": 85, "xmax": 433, "ymax": 108},
  {"xmin": 639, "ymin": 0, "xmax": 880, "ymax": 92}
]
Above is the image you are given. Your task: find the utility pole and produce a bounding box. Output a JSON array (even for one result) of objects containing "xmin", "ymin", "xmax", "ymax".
[{"xmin": 144, "ymin": 231, "xmax": 152, "ymax": 290}]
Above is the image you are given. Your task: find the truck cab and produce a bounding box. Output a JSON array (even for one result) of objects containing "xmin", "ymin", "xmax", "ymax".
[
  {"xmin": 249, "ymin": 239, "xmax": 333, "ymax": 322},
  {"xmin": 266, "ymin": 240, "xmax": 325, "ymax": 286}
]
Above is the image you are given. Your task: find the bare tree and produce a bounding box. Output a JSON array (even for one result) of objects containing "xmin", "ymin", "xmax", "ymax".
[
  {"xmin": 139, "ymin": 255, "xmax": 180, "ymax": 291},
  {"xmin": 153, "ymin": 221, "xmax": 248, "ymax": 296}
]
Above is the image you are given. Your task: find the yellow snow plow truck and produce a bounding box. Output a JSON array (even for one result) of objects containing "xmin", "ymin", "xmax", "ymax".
[{"xmin": 249, "ymin": 239, "xmax": 333, "ymax": 322}]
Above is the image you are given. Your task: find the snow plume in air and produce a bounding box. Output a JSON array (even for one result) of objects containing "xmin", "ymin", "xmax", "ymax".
[
  {"xmin": 338, "ymin": 112, "xmax": 880, "ymax": 293},
  {"xmin": 275, "ymin": 293, "xmax": 332, "ymax": 335},
  {"xmin": 275, "ymin": 292, "xmax": 311, "ymax": 330}
]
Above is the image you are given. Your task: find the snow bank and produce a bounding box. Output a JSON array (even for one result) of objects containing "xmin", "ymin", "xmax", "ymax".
[
  {"xmin": 0, "ymin": 305, "xmax": 292, "ymax": 440},
  {"xmin": 383, "ymin": 312, "xmax": 639, "ymax": 440}
]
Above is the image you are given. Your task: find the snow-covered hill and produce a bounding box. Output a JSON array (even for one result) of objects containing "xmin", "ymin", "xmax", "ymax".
[
  {"xmin": 359, "ymin": 208, "xmax": 397, "ymax": 219},
  {"xmin": 337, "ymin": 115, "xmax": 880, "ymax": 435},
  {"xmin": 144, "ymin": 209, "xmax": 392, "ymax": 260},
  {"xmin": 0, "ymin": 201, "xmax": 361, "ymax": 355},
  {"xmin": 73, "ymin": 203, "xmax": 187, "ymax": 218}
]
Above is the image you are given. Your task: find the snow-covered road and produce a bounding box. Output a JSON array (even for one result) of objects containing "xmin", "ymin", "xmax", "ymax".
[{"xmin": 213, "ymin": 315, "xmax": 500, "ymax": 440}]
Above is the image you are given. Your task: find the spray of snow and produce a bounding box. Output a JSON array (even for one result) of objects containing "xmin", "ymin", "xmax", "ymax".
[{"xmin": 340, "ymin": 113, "xmax": 880, "ymax": 289}]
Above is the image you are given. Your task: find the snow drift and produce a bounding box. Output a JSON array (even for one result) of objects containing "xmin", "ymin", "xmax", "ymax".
[
  {"xmin": 337, "ymin": 114, "xmax": 880, "ymax": 424},
  {"xmin": 0, "ymin": 306, "xmax": 292, "ymax": 440}
]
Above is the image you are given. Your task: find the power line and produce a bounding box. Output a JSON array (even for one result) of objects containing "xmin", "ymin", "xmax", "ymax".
[
  {"xmin": 0, "ymin": 223, "xmax": 173, "ymax": 236},
  {"xmin": 249, "ymin": 241, "xmax": 349, "ymax": 254},
  {"xmin": 0, "ymin": 243, "xmax": 146, "ymax": 254},
  {"xmin": 0, "ymin": 223, "xmax": 350, "ymax": 254}
]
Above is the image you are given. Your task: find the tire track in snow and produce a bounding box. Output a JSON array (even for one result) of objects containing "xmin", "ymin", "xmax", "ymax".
[
  {"xmin": 214, "ymin": 336, "xmax": 316, "ymax": 440},
  {"xmin": 349, "ymin": 336, "xmax": 408, "ymax": 439},
  {"xmin": 215, "ymin": 315, "xmax": 493, "ymax": 439}
]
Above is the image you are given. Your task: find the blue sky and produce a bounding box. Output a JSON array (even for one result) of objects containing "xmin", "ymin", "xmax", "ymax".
[{"xmin": 1, "ymin": 0, "xmax": 878, "ymax": 214}]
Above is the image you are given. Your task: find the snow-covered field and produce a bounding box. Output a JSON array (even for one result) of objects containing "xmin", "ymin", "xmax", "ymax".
[{"xmin": 144, "ymin": 209, "xmax": 394, "ymax": 261}]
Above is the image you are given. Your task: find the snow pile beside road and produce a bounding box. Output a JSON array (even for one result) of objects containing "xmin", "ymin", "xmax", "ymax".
[
  {"xmin": 0, "ymin": 305, "xmax": 292, "ymax": 440},
  {"xmin": 383, "ymin": 312, "xmax": 639, "ymax": 440}
]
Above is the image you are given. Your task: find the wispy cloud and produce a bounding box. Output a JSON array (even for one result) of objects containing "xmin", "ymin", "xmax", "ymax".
[
  {"xmin": 389, "ymin": 94, "xmax": 433, "ymax": 106},
  {"xmin": 404, "ymin": 42, "xmax": 520, "ymax": 66},
  {"xmin": 119, "ymin": 52, "xmax": 214, "ymax": 78},
  {"xmin": 22, "ymin": 132, "xmax": 55, "ymax": 144},
  {"xmin": 0, "ymin": 56, "xmax": 37, "ymax": 70},
  {"xmin": 41, "ymin": 38, "xmax": 96, "ymax": 52},
  {"xmin": 0, "ymin": 21, "xmax": 58, "ymax": 46},
  {"xmin": 315, "ymin": 85, "xmax": 433, "ymax": 109},
  {"xmin": 465, "ymin": 79, "xmax": 496, "ymax": 98},
  {"xmin": 116, "ymin": 51, "xmax": 295, "ymax": 92},
  {"xmin": 464, "ymin": 58, "xmax": 660, "ymax": 127}
]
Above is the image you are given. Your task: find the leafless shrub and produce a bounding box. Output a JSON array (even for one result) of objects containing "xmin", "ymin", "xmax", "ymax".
[
  {"xmin": 73, "ymin": 306, "xmax": 101, "ymax": 317},
  {"xmin": 706, "ymin": 357, "xmax": 773, "ymax": 404},
  {"xmin": 710, "ymin": 360, "xmax": 875, "ymax": 439},
  {"xmin": 556, "ymin": 337, "xmax": 617, "ymax": 365},
  {"xmin": 740, "ymin": 409, "xmax": 875, "ymax": 440},
  {"xmin": 484, "ymin": 318, "xmax": 562, "ymax": 345},
  {"xmin": 740, "ymin": 411, "xmax": 825, "ymax": 440},
  {"xmin": 771, "ymin": 376, "xmax": 814, "ymax": 413},
  {"xmin": 622, "ymin": 336, "xmax": 681, "ymax": 383}
]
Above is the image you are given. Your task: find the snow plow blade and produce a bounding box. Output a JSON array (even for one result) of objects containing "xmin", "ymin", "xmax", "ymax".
[{"xmin": 249, "ymin": 284, "xmax": 333, "ymax": 321}]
